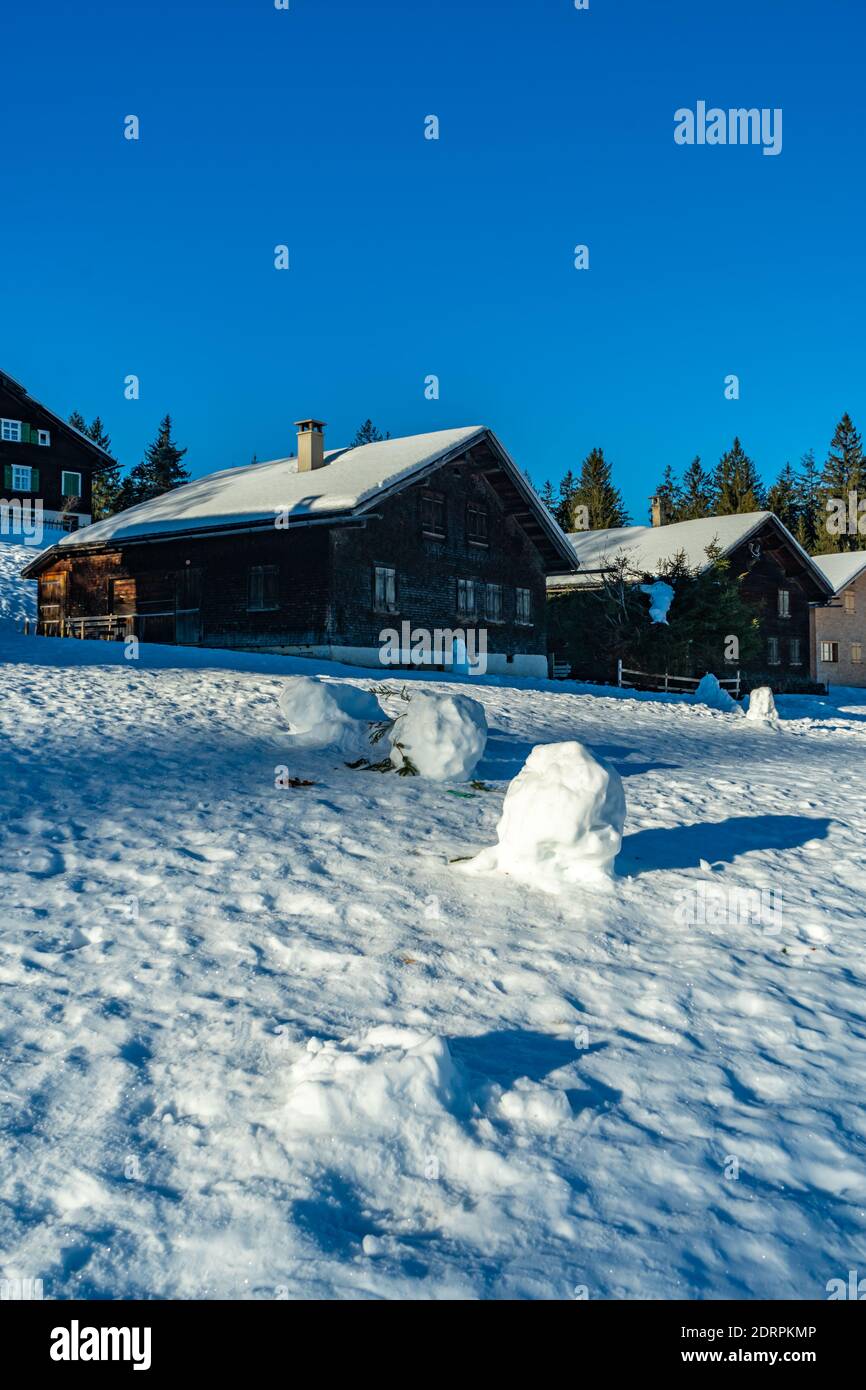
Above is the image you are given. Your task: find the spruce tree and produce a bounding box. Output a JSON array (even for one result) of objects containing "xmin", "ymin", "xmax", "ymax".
[
  {"xmin": 540, "ymin": 479, "xmax": 556, "ymax": 511},
  {"xmin": 122, "ymin": 415, "xmax": 189, "ymax": 507},
  {"xmin": 766, "ymin": 461, "xmax": 800, "ymax": 535},
  {"xmin": 572, "ymin": 447, "xmax": 629, "ymax": 529},
  {"xmin": 794, "ymin": 448, "xmax": 821, "ymax": 552},
  {"xmin": 678, "ymin": 455, "xmax": 715, "ymax": 520},
  {"xmin": 555, "ymin": 469, "xmax": 577, "ymax": 529},
  {"xmin": 68, "ymin": 411, "xmax": 124, "ymax": 520},
  {"xmin": 352, "ymin": 419, "xmax": 390, "ymax": 446},
  {"xmin": 713, "ymin": 438, "xmax": 765, "ymax": 514},
  {"xmin": 817, "ymin": 413, "xmax": 864, "ymax": 552},
  {"xmin": 651, "ymin": 464, "xmax": 683, "ymax": 524}
]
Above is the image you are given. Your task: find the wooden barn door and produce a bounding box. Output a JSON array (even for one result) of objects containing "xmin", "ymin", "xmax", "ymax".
[
  {"xmin": 38, "ymin": 574, "xmax": 66, "ymax": 634},
  {"xmin": 175, "ymin": 566, "xmax": 202, "ymax": 644}
]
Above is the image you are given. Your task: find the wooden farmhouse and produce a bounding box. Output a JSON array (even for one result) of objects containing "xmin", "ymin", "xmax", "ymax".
[
  {"xmin": 548, "ymin": 510, "xmax": 834, "ymax": 682},
  {"xmin": 21, "ymin": 422, "xmax": 577, "ymax": 676},
  {"xmin": 1, "ymin": 368, "xmax": 115, "ymax": 534}
]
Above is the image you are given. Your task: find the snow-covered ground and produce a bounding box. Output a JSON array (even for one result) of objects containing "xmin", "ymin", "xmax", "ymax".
[{"xmin": 1, "ymin": 621, "xmax": 865, "ymax": 1300}]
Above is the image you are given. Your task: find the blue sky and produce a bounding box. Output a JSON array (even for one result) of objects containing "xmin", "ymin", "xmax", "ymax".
[{"xmin": 2, "ymin": 0, "xmax": 864, "ymax": 520}]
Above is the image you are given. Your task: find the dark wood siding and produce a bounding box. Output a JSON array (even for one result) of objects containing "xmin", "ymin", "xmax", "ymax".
[
  {"xmin": 329, "ymin": 457, "xmax": 548, "ymax": 656},
  {"xmin": 0, "ymin": 380, "xmax": 101, "ymax": 518}
]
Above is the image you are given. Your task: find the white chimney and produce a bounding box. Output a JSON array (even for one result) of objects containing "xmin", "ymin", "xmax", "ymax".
[{"xmin": 295, "ymin": 418, "xmax": 327, "ymax": 472}]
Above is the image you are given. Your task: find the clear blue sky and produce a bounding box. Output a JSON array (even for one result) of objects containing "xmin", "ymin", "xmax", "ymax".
[{"xmin": 3, "ymin": 0, "xmax": 864, "ymax": 521}]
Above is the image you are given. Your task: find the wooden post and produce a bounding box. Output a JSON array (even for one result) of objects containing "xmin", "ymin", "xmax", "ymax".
[
  {"xmin": 664, "ymin": 672, "xmax": 669, "ymax": 693},
  {"xmin": 617, "ymin": 658, "xmax": 623, "ymax": 687}
]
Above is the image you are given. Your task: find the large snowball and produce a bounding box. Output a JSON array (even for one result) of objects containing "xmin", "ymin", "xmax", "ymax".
[
  {"xmin": 745, "ymin": 685, "xmax": 778, "ymax": 726},
  {"xmin": 692, "ymin": 673, "xmax": 740, "ymax": 712},
  {"xmin": 388, "ymin": 692, "xmax": 487, "ymax": 781},
  {"xmin": 278, "ymin": 676, "xmax": 385, "ymax": 751},
  {"xmin": 458, "ymin": 741, "xmax": 626, "ymax": 893}
]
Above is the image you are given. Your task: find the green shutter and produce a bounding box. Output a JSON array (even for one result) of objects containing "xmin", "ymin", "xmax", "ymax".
[
  {"xmin": 22, "ymin": 424, "xmax": 33, "ymax": 444},
  {"xmin": 3, "ymin": 464, "xmax": 12, "ymax": 489},
  {"xmin": 30, "ymin": 467, "xmax": 40, "ymax": 492}
]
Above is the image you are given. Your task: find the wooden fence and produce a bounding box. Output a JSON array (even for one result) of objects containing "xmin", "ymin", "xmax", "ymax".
[{"xmin": 617, "ymin": 660, "xmax": 742, "ymax": 698}]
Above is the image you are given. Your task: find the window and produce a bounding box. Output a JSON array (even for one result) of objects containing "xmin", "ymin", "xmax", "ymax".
[
  {"xmin": 420, "ymin": 492, "xmax": 446, "ymax": 538},
  {"xmin": 485, "ymin": 583, "xmax": 503, "ymax": 622},
  {"xmin": 110, "ymin": 578, "xmax": 136, "ymax": 615},
  {"xmin": 248, "ymin": 564, "xmax": 279, "ymax": 611},
  {"xmin": 820, "ymin": 641, "xmax": 839, "ymax": 664},
  {"xmin": 11, "ymin": 465, "xmax": 33, "ymax": 491},
  {"xmin": 789, "ymin": 638, "xmax": 802, "ymax": 665},
  {"xmin": 1, "ymin": 419, "xmax": 22, "ymax": 442},
  {"xmin": 852, "ymin": 643, "xmax": 863, "ymax": 664},
  {"xmin": 767, "ymin": 636, "xmax": 780, "ymax": 665},
  {"xmin": 456, "ymin": 578, "xmax": 477, "ymax": 619},
  {"xmin": 467, "ymin": 505, "xmax": 488, "ymax": 545},
  {"xmin": 516, "ymin": 587, "xmax": 532, "ymax": 625},
  {"xmin": 61, "ymin": 471, "xmax": 82, "ymax": 498},
  {"xmin": 373, "ymin": 565, "xmax": 397, "ymax": 612},
  {"xmin": 37, "ymin": 429, "xmax": 50, "ymax": 447},
  {"xmin": 777, "ymin": 589, "xmax": 790, "ymax": 618},
  {"xmin": 844, "ymin": 590, "xmax": 856, "ymax": 615}
]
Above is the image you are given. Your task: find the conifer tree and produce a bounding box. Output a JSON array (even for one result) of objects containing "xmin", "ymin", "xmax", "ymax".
[
  {"xmin": 817, "ymin": 413, "xmax": 864, "ymax": 552},
  {"xmin": 121, "ymin": 415, "xmax": 189, "ymax": 507},
  {"xmin": 555, "ymin": 469, "xmax": 577, "ymax": 529},
  {"xmin": 766, "ymin": 461, "xmax": 800, "ymax": 535},
  {"xmin": 540, "ymin": 479, "xmax": 556, "ymax": 511},
  {"xmin": 68, "ymin": 411, "xmax": 124, "ymax": 520},
  {"xmin": 352, "ymin": 419, "xmax": 390, "ymax": 446},
  {"xmin": 794, "ymin": 448, "xmax": 821, "ymax": 552},
  {"xmin": 572, "ymin": 447, "xmax": 629, "ymax": 529},
  {"xmin": 713, "ymin": 438, "xmax": 765, "ymax": 514},
  {"xmin": 678, "ymin": 455, "xmax": 715, "ymax": 520},
  {"xmin": 650, "ymin": 464, "xmax": 683, "ymax": 524}
]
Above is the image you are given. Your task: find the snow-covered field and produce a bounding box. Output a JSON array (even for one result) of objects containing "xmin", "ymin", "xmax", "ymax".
[{"xmin": 1, "ymin": 613, "xmax": 865, "ymax": 1299}]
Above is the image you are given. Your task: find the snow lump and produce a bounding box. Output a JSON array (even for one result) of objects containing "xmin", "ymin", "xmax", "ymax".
[
  {"xmin": 692, "ymin": 673, "xmax": 741, "ymax": 713},
  {"xmin": 278, "ymin": 676, "xmax": 385, "ymax": 752},
  {"xmin": 745, "ymin": 685, "xmax": 779, "ymax": 726},
  {"xmin": 458, "ymin": 740, "xmax": 626, "ymax": 893},
  {"xmin": 388, "ymin": 692, "xmax": 487, "ymax": 781}
]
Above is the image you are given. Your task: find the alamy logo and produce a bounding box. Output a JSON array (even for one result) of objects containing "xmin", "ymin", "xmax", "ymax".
[
  {"xmin": 674, "ymin": 102, "xmax": 782, "ymax": 157},
  {"xmin": 50, "ymin": 1320, "xmax": 152, "ymax": 1371},
  {"xmin": 826, "ymin": 1270, "xmax": 866, "ymax": 1300},
  {"xmin": 0, "ymin": 497, "xmax": 44, "ymax": 546},
  {"xmin": 379, "ymin": 622, "xmax": 488, "ymax": 675}
]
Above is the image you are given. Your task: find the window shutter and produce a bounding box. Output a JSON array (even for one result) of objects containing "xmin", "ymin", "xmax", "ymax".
[
  {"xmin": 3, "ymin": 464, "xmax": 12, "ymax": 489},
  {"xmin": 31, "ymin": 467, "xmax": 40, "ymax": 491},
  {"xmin": 23, "ymin": 424, "xmax": 33, "ymax": 444}
]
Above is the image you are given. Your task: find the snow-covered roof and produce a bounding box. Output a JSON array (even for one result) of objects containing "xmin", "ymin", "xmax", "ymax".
[
  {"xmin": 547, "ymin": 510, "xmax": 832, "ymax": 595},
  {"xmin": 810, "ymin": 550, "xmax": 866, "ymax": 595},
  {"xmin": 22, "ymin": 425, "xmax": 577, "ymax": 575}
]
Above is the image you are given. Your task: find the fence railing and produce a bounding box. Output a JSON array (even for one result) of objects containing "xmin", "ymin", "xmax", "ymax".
[
  {"xmin": 617, "ymin": 660, "xmax": 741, "ymax": 698},
  {"xmin": 26, "ymin": 615, "xmax": 137, "ymax": 641}
]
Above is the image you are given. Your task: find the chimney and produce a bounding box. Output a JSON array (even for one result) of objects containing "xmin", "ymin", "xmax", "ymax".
[
  {"xmin": 295, "ymin": 418, "xmax": 327, "ymax": 472},
  {"xmin": 650, "ymin": 494, "xmax": 665, "ymax": 528}
]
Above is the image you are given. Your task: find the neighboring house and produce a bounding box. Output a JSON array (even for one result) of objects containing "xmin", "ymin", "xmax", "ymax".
[
  {"xmin": 21, "ymin": 422, "xmax": 576, "ymax": 675},
  {"xmin": 548, "ymin": 509, "xmax": 833, "ymax": 679},
  {"xmin": 810, "ymin": 551, "xmax": 866, "ymax": 688},
  {"xmin": 0, "ymin": 369, "xmax": 115, "ymax": 533}
]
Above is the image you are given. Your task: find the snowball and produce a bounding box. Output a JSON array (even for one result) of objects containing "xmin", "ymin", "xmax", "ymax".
[
  {"xmin": 745, "ymin": 686, "xmax": 779, "ymax": 726},
  {"xmin": 458, "ymin": 741, "xmax": 626, "ymax": 893},
  {"xmin": 692, "ymin": 673, "xmax": 741, "ymax": 712},
  {"xmin": 278, "ymin": 676, "xmax": 384, "ymax": 751},
  {"xmin": 388, "ymin": 692, "xmax": 487, "ymax": 781},
  {"xmin": 640, "ymin": 580, "xmax": 675, "ymax": 624}
]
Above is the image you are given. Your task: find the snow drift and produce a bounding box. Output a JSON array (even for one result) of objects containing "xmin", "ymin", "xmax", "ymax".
[
  {"xmin": 458, "ymin": 740, "xmax": 626, "ymax": 893},
  {"xmin": 388, "ymin": 692, "xmax": 487, "ymax": 781},
  {"xmin": 278, "ymin": 676, "xmax": 385, "ymax": 751},
  {"xmin": 692, "ymin": 673, "xmax": 741, "ymax": 713}
]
